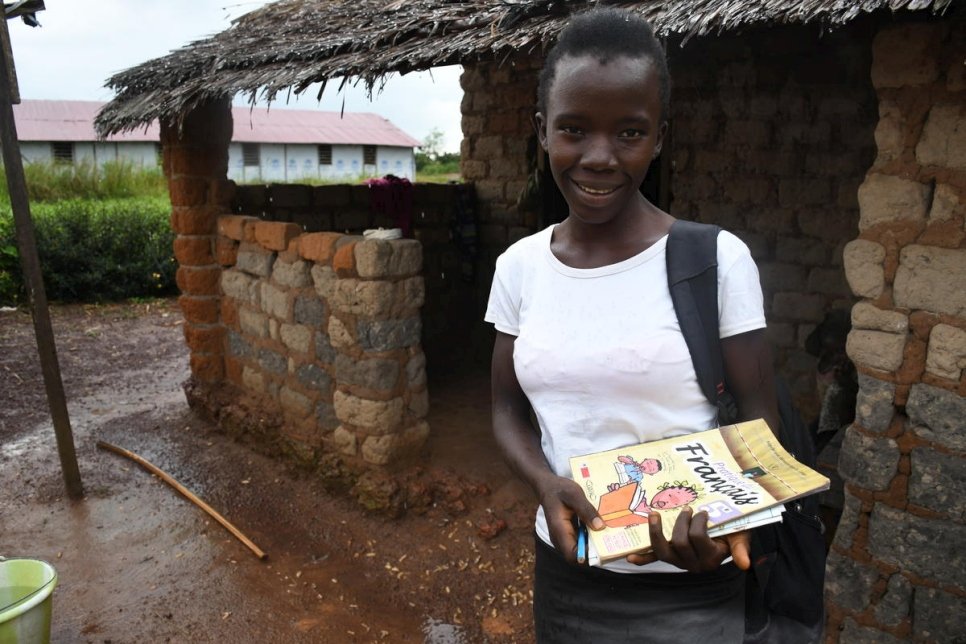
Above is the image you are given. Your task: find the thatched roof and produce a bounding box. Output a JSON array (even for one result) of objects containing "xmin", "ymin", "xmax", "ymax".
[{"xmin": 96, "ymin": 0, "xmax": 953, "ymax": 136}]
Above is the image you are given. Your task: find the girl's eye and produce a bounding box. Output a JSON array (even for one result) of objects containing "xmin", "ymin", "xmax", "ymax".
[
  {"xmin": 619, "ymin": 129, "xmax": 646, "ymax": 139},
  {"xmin": 559, "ymin": 126, "xmax": 582, "ymax": 135}
]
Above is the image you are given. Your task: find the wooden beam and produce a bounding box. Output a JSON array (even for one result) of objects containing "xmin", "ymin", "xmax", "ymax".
[{"xmin": 0, "ymin": 15, "xmax": 82, "ymax": 499}]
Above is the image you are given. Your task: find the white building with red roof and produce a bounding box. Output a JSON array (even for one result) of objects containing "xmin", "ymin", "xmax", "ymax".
[{"xmin": 13, "ymin": 99, "xmax": 422, "ymax": 181}]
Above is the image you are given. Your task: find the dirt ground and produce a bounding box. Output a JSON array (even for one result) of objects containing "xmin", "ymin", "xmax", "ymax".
[{"xmin": 0, "ymin": 299, "xmax": 539, "ymax": 643}]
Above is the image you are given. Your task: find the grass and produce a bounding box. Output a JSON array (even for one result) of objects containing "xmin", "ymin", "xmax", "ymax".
[{"xmin": 0, "ymin": 160, "xmax": 168, "ymax": 203}]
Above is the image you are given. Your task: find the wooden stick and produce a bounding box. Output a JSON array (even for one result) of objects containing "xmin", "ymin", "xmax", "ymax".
[{"xmin": 97, "ymin": 440, "xmax": 267, "ymax": 560}]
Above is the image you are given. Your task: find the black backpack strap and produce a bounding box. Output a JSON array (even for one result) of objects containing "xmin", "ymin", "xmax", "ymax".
[{"xmin": 666, "ymin": 220, "xmax": 738, "ymax": 425}]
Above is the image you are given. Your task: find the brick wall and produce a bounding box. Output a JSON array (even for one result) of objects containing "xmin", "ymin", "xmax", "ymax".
[
  {"xmin": 824, "ymin": 18, "xmax": 966, "ymax": 643},
  {"xmin": 215, "ymin": 215, "xmax": 429, "ymax": 466},
  {"xmin": 669, "ymin": 22, "xmax": 878, "ymax": 417}
]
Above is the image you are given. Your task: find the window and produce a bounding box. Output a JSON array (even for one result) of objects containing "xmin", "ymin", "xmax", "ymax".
[
  {"xmin": 363, "ymin": 145, "xmax": 376, "ymax": 166},
  {"xmin": 51, "ymin": 142, "xmax": 73, "ymax": 164},
  {"xmin": 242, "ymin": 143, "xmax": 260, "ymax": 167},
  {"xmin": 317, "ymin": 144, "xmax": 332, "ymax": 165}
]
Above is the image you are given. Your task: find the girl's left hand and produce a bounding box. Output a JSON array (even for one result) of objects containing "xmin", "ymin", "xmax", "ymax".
[{"xmin": 625, "ymin": 508, "xmax": 752, "ymax": 572}]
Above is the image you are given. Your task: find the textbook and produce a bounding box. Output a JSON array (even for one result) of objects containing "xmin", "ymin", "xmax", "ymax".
[{"xmin": 569, "ymin": 419, "xmax": 830, "ymax": 565}]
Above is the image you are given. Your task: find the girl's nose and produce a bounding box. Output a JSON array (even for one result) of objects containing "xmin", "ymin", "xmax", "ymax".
[{"xmin": 580, "ymin": 134, "xmax": 617, "ymax": 170}]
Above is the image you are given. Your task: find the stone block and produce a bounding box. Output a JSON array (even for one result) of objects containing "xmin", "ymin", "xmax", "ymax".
[
  {"xmin": 406, "ymin": 353, "xmax": 427, "ymax": 387},
  {"xmin": 916, "ymin": 103, "xmax": 966, "ymax": 170},
  {"xmin": 846, "ymin": 329, "xmax": 906, "ymax": 372},
  {"xmin": 227, "ymin": 330, "xmax": 252, "ymax": 359},
  {"xmin": 336, "ymin": 352, "xmax": 401, "ymax": 391},
  {"xmin": 854, "ymin": 374, "xmax": 896, "ymax": 434},
  {"xmin": 925, "ymin": 323, "xmax": 966, "ymax": 380},
  {"xmin": 258, "ymin": 347, "xmax": 287, "ymax": 375},
  {"xmin": 838, "ymin": 426, "xmax": 900, "ymax": 491},
  {"xmin": 331, "ymin": 426, "xmax": 357, "ymax": 456},
  {"xmin": 771, "ymin": 293, "xmax": 826, "ymax": 323},
  {"xmin": 332, "ymin": 241, "xmax": 357, "ymax": 276},
  {"xmin": 242, "ymin": 366, "xmax": 265, "ymax": 393},
  {"xmin": 867, "ymin": 503, "xmax": 966, "ymax": 581},
  {"xmin": 279, "ymin": 323, "xmax": 312, "ymax": 354},
  {"xmin": 333, "ymin": 390, "xmax": 404, "ymax": 433},
  {"xmin": 913, "ymin": 587, "xmax": 966, "ymax": 643},
  {"xmin": 806, "ymin": 267, "xmax": 851, "ymax": 297},
  {"xmin": 316, "ymin": 401, "xmax": 339, "ymax": 430},
  {"xmin": 259, "ymin": 281, "xmax": 291, "ymax": 321},
  {"xmin": 217, "ymin": 215, "xmax": 259, "ymax": 241},
  {"xmin": 873, "ymin": 574, "xmax": 912, "ymax": 628},
  {"xmin": 254, "ymin": 221, "xmax": 302, "ymax": 252},
  {"xmin": 775, "ymin": 236, "xmax": 828, "ymax": 266},
  {"xmin": 294, "ymin": 295, "xmax": 325, "ymax": 327},
  {"xmin": 300, "ymin": 232, "xmax": 343, "ymax": 264},
  {"xmin": 357, "ymin": 317, "xmax": 422, "ymax": 352},
  {"xmin": 329, "ymin": 278, "xmax": 424, "ymax": 318},
  {"xmin": 311, "ymin": 264, "xmax": 337, "ymax": 300},
  {"xmin": 909, "ymin": 447, "xmax": 966, "ymax": 521},
  {"xmin": 314, "ymin": 330, "xmax": 337, "ymax": 364},
  {"xmin": 851, "ymin": 302, "xmax": 908, "ymax": 334},
  {"xmin": 871, "ymin": 23, "xmax": 942, "ymax": 88},
  {"xmin": 236, "ymin": 242, "xmax": 276, "ymax": 277},
  {"xmin": 928, "ymin": 182, "xmax": 964, "ymax": 223},
  {"xmin": 758, "ymin": 263, "xmax": 806, "ymax": 293},
  {"xmin": 215, "ymin": 236, "xmax": 238, "ymax": 267},
  {"xmin": 272, "ymin": 258, "xmax": 312, "ymax": 288},
  {"xmin": 360, "ymin": 420, "xmax": 429, "ymax": 465},
  {"xmin": 409, "ymin": 388, "xmax": 429, "ymax": 418},
  {"xmin": 894, "ymin": 246, "xmax": 966, "ymax": 317},
  {"xmin": 279, "ymin": 386, "xmax": 313, "ymax": 419},
  {"xmin": 874, "ymin": 100, "xmax": 906, "ymax": 163},
  {"xmin": 778, "ymin": 177, "xmax": 830, "ymax": 208},
  {"xmin": 239, "ymin": 307, "xmax": 268, "ymax": 338},
  {"xmin": 296, "ymin": 363, "xmax": 331, "ymax": 392},
  {"xmin": 843, "ymin": 239, "xmax": 886, "ymax": 298},
  {"xmin": 220, "ymin": 269, "xmax": 256, "ymax": 304},
  {"xmin": 328, "ymin": 317, "xmax": 354, "ymax": 349},
  {"xmin": 907, "ymin": 383, "xmax": 966, "ymax": 451},
  {"xmin": 838, "ymin": 620, "xmax": 904, "ymax": 644},
  {"xmin": 354, "ymin": 239, "xmax": 423, "ymax": 278},
  {"xmin": 858, "ymin": 174, "xmax": 930, "ymax": 230},
  {"xmin": 824, "ymin": 550, "xmax": 879, "ymax": 613}
]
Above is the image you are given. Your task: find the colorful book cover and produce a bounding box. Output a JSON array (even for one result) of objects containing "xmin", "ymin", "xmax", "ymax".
[{"xmin": 569, "ymin": 419, "xmax": 830, "ymax": 565}]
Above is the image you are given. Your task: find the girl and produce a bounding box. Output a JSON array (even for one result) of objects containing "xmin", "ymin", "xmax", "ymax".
[{"xmin": 486, "ymin": 8, "xmax": 780, "ymax": 642}]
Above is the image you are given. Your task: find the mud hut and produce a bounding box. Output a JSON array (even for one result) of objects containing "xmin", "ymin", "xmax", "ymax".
[{"xmin": 96, "ymin": 1, "xmax": 965, "ymax": 640}]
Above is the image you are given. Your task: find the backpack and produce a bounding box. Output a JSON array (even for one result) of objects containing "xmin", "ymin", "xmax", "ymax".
[{"xmin": 665, "ymin": 220, "xmax": 826, "ymax": 634}]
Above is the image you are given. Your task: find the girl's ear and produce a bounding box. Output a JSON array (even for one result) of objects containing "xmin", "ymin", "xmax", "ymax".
[
  {"xmin": 534, "ymin": 112, "xmax": 549, "ymax": 152},
  {"xmin": 653, "ymin": 120, "xmax": 669, "ymax": 158}
]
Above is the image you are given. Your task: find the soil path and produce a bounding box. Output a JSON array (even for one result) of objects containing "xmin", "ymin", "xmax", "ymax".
[{"xmin": 1, "ymin": 300, "xmax": 537, "ymax": 643}]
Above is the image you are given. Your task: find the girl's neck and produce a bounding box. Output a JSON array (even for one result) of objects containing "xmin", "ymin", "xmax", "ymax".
[{"xmin": 551, "ymin": 202, "xmax": 674, "ymax": 269}]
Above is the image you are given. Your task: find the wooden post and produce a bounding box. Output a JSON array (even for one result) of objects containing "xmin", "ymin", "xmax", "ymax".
[{"xmin": 0, "ymin": 15, "xmax": 82, "ymax": 499}]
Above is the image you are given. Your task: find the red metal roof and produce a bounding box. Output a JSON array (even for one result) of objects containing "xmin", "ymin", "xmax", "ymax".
[{"xmin": 13, "ymin": 99, "xmax": 421, "ymax": 148}]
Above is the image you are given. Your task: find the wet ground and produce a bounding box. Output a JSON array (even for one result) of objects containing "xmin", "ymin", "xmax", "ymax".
[{"xmin": 1, "ymin": 300, "xmax": 537, "ymax": 643}]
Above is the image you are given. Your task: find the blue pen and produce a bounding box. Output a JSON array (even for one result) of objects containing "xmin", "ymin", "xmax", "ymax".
[{"xmin": 576, "ymin": 520, "xmax": 587, "ymax": 565}]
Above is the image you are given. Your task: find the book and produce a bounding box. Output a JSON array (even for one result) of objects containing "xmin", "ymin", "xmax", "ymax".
[{"xmin": 569, "ymin": 419, "xmax": 830, "ymax": 566}]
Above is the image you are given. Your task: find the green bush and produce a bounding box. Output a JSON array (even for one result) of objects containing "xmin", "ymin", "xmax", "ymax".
[{"xmin": 0, "ymin": 197, "xmax": 175, "ymax": 305}]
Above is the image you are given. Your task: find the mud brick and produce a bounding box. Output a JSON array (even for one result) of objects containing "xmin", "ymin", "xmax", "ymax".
[
  {"xmin": 224, "ymin": 355, "xmax": 244, "ymax": 385},
  {"xmin": 332, "ymin": 210, "xmax": 370, "ymax": 232},
  {"xmin": 268, "ymin": 184, "xmax": 312, "ymax": 209},
  {"xmin": 233, "ymin": 184, "xmax": 268, "ymax": 214},
  {"xmin": 350, "ymin": 185, "xmax": 370, "ymax": 207},
  {"xmin": 218, "ymin": 214, "xmax": 259, "ymax": 241},
  {"xmin": 173, "ymin": 236, "xmax": 214, "ymax": 266},
  {"xmin": 183, "ymin": 323, "xmax": 225, "ymax": 354},
  {"xmin": 210, "ymin": 179, "xmax": 236, "ymax": 207},
  {"xmin": 314, "ymin": 185, "xmax": 351, "ymax": 207},
  {"xmin": 215, "ymin": 236, "xmax": 239, "ymax": 266},
  {"xmin": 254, "ymin": 221, "xmax": 302, "ymax": 251},
  {"xmin": 300, "ymin": 232, "xmax": 343, "ymax": 264},
  {"xmin": 178, "ymin": 295, "xmax": 219, "ymax": 324},
  {"xmin": 220, "ymin": 298, "xmax": 238, "ymax": 329},
  {"xmin": 169, "ymin": 177, "xmax": 209, "ymax": 207},
  {"xmin": 170, "ymin": 145, "xmax": 226, "ymax": 177},
  {"xmin": 332, "ymin": 241, "xmax": 357, "ymax": 276},
  {"xmin": 176, "ymin": 265, "xmax": 221, "ymax": 296},
  {"xmin": 171, "ymin": 206, "xmax": 219, "ymax": 235},
  {"xmin": 190, "ymin": 352, "xmax": 225, "ymax": 383}
]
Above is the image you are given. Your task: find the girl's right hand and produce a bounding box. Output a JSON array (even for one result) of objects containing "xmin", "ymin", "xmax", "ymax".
[{"xmin": 537, "ymin": 473, "xmax": 604, "ymax": 563}]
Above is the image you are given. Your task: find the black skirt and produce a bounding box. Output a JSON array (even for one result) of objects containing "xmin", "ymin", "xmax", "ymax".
[{"xmin": 533, "ymin": 536, "xmax": 746, "ymax": 644}]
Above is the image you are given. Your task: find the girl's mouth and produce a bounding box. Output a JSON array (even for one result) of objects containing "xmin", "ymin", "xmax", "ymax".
[{"xmin": 574, "ymin": 182, "xmax": 618, "ymax": 196}]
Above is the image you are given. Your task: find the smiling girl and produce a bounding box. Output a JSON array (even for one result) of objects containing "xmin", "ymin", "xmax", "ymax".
[{"xmin": 486, "ymin": 7, "xmax": 781, "ymax": 642}]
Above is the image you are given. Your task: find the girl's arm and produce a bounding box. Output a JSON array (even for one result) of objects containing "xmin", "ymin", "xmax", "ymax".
[{"xmin": 490, "ymin": 331, "xmax": 603, "ymax": 563}]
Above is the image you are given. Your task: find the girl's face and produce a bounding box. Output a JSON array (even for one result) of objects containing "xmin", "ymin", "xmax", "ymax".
[{"xmin": 536, "ymin": 53, "xmax": 666, "ymax": 228}]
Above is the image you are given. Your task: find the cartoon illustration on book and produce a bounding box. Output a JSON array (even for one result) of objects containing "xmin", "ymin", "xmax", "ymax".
[{"xmin": 596, "ymin": 455, "xmax": 702, "ymax": 528}]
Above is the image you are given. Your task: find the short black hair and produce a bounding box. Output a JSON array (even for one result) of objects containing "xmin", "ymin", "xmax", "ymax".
[{"xmin": 537, "ymin": 7, "xmax": 670, "ymax": 122}]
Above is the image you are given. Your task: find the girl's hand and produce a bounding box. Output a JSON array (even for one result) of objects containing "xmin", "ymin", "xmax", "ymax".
[
  {"xmin": 537, "ymin": 474, "xmax": 604, "ymax": 564},
  {"xmin": 625, "ymin": 508, "xmax": 752, "ymax": 572}
]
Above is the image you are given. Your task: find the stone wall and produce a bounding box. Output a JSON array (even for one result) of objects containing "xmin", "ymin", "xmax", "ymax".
[
  {"xmin": 825, "ymin": 18, "xmax": 966, "ymax": 643},
  {"xmin": 669, "ymin": 22, "xmax": 878, "ymax": 417},
  {"xmin": 215, "ymin": 215, "xmax": 429, "ymax": 466}
]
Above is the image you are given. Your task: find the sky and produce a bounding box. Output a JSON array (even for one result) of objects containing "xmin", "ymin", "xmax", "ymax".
[{"xmin": 7, "ymin": 1, "xmax": 464, "ymax": 152}]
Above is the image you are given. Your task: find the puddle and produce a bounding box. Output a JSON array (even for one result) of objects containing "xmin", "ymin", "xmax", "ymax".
[{"xmin": 423, "ymin": 617, "xmax": 468, "ymax": 644}]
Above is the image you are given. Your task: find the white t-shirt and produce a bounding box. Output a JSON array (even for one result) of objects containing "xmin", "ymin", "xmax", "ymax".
[{"xmin": 485, "ymin": 224, "xmax": 766, "ymax": 573}]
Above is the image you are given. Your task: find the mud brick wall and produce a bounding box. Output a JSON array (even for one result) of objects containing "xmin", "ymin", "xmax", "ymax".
[
  {"xmin": 231, "ymin": 182, "xmax": 479, "ymax": 374},
  {"xmin": 215, "ymin": 215, "xmax": 430, "ymax": 466},
  {"xmin": 824, "ymin": 19, "xmax": 966, "ymax": 643},
  {"xmin": 669, "ymin": 22, "xmax": 878, "ymax": 417}
]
